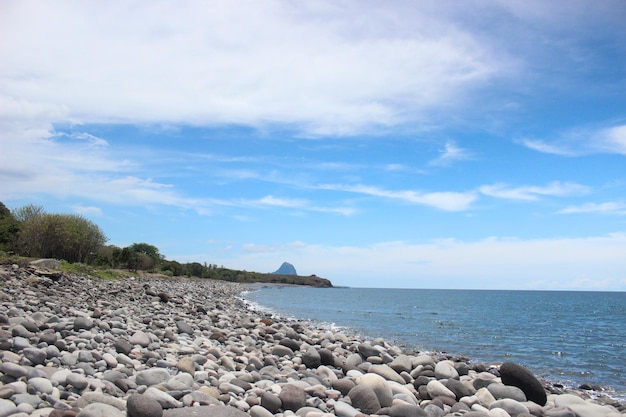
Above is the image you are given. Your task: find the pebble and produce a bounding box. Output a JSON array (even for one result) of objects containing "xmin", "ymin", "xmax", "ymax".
[{"xmin": 0, "ymin": 263, "xmax": 623, "ymax": 417}]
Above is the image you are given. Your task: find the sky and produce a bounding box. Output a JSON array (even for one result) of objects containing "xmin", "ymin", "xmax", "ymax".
[{"xmin": 1, "ymin": 1, "xmax": 625, "ymax": 290}]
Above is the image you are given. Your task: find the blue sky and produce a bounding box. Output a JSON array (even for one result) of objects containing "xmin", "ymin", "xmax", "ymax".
[{"xmin": 1, "ymin": 1, "xmax": 625, "ymax": 290}]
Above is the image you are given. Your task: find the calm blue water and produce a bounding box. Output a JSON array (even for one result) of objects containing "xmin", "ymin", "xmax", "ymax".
[{"xmin": 243, "ymin": 287, "xmax": 626, "ymax": 399}]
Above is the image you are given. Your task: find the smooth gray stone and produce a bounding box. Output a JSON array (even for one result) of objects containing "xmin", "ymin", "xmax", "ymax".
[
  {"xmin": 11, "ymin": 325, "xmax": 34, "ymax": 339},
  {"xmin": 490, "ymin": 398, "xmax": 529, "ymax": 416},
  {"xmin": 356, "ymin": 373, "xmax": 393, "ymax": 407},
  {"xmin": 129, "ymin": 331, "xmax": 151, "ymax": 347},
  {"xmin": 389, "ymin": 354, "xmax": 413, "ymax": 373},
  {"xmin": 357, "ymin": 343, "xmax": 380, "ymax": 358},
  {"xmin": 73, "ymin": 392, "xmax": 126, "ymax": 410},
  {"xmin": 302, "ymin": 346, "xmax": 321, "ymax": 369},
  {"xmin": 390, "ymin": 404, "xmax": 427, "ymax": 417},
  {"xmin": 11, "ymin": 393, "xmax": 42, "ymax": 408},
  {"xmin": 26, "ymin": 377, "xmax": 53, "ymax": 395},
  {"xmin": 0, "ymin": 399, "xmax": 17, "ymax": 417},
  {"xmin": 487, "ymin": 382, "xmax": 527, "ymax": 402},
  {"xmin": 73, "ymin": 317, "xmax": 94, "ymax": 331},
  {"xmin": 278, "ymin": 383, "xmax": 306, "ymax": 411},
  {"xmin": 445, "ymin": 378, "xmax": 476, "ymax": 399},
  {"xmin": 260, "ymin": 391, "xmax": 281, "ymax": 413},
  {"xmin": 163, "ymin": 405, "xmax": 249, "ymax": 417},
  {"xmin": 144, "ymin": 387, "xmax": 181, "ymax": 408},
  {"xmin": 76, "ymin": 403, "xmax": 125, "ymax": 417},
  {"xmin": 23, "ymin": 348, "xmax": 46, "ymax": 365},
  {"xmin": 249, "ymin": 405, "xmax": 274, "ymax": 417},
  {"xmin": 127, "ymin": 393, "xmax": 163, "ymax": 417},
  {"xmin": 66, "ymin": 373, "xmax": 89, "ymax": 390},
  {"xmin": 423, "ymin": 404, "xmax": 445, "ymax": 417},
  {"xmin": 136, "ymin": 368, "xmax": 171, "ymax": 386},
  {"xmin": 347, "ymin": 384, "xmax": 381, "ymax": 414},
  {"xmin": 176, "ymin": 321, "xmax": 194, "ymax": 334},
  {"xmin": 333, "ymin": 400, "xmax": 360, "ymax": 417},
  {"xmin": 0, "ymin": 362, "xmax": 27, "ymax": 378},
  {"xmin": 166, "ymin": 373, "xmax": 194, "ymax": 391},
  {"xmin": 271, "ymin": 345, "xmax": 293, "ymax": 357},
  {"xmin": 434, "ymin": 360, "xmax": 459, "ymax": 380}
]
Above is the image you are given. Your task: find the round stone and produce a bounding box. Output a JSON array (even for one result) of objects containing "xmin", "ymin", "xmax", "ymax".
[
  {"xmin": 302, "ymin": 346, "xmax": 321, "ymax": 369},
  {"xmin": 347, "ymin": 384, "xmax": 381, "ymax": 414},
  {"xmin": 279, "ymin": 383, "xmax": 306, "ymax": 411},
  {"xmin": 434, "ymin": 360, "xmax": 459, "ymax": 380},
  {"xmin": 487, "ymin": 382, "xmax": 527, "ymax": 402},
  {"xmin": 136, "ymin": 368, "xmax": 171, "ymax": 387},
  {"xmin": 175, "ymin": 320, "xmax": 194, "ymax": 334},
  {"xmin": 499, "ymin": 362, "xmax": 547, "ymax": 406},
  {"xmin": 73, "ymin": 317, "xmax": 94, "ymax": 331},
  {"xmin": 426, "ymin": 380, "xmax": 455, "ymax": 399},
  {"xmin": 23, "ymin": 347, "xmax": 47, "ymax": 365},
  {"xmin": 356, "ymin": 373, "xmax": 393, "ymax": 407},
  {"xmin": 27, "ymin": 377, "xmax": 53, "ymax": 395},
  {"xmin": 76, "ymin": 402, "xmax": 125, "ymax": 417},
  {"xmin": 66, "ymin": 373, "xmax": 89, "ymax": 391},
  {"xmin": 127, "ymin": 393, "xmax": 163, "ymax": 417},
  {"xmin": 129, "ymin": 331, "xmax": 151, "ymax": 347}
]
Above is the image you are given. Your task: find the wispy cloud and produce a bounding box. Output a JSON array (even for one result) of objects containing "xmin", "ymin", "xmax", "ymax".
[
  {"xmin": 429, "ymin": 141, "xmax": 473, "ymax": 166},
  {"xmin": 559, "ymin": 201, "xmax": 626, "ymax": 215},
  {"xmin": 71, "ymin": 205, "xmax": 103, "ymax": 216},
  {"xmin": 246, "ymin": 195, "xmax": 355, "ymax": 216},
  {"xmin": 479, "ymin": 181, "xmax": 589, "ymax": 201},
  {"xmin": 520, "ymin": 124, "xmax": 626, "ymax": 156},
  {"xmin": 318, "ymin": 183, "xmax": 477, "ymax": 211}
]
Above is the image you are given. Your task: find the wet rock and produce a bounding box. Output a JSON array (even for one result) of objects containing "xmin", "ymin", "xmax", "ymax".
[{"xmin": 499, "ymin": 362, "xmax": 547, "ymax": 406}]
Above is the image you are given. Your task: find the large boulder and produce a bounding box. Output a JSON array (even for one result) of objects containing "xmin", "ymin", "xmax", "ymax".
[{"xmin": 499, "ymin": 362, "xmax": 547, "ymax": 405}]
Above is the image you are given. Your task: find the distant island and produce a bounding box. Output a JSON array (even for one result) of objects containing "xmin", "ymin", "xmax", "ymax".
[
  {"xmin": 272, "ymin": 261, "xmax": 297, "ymax": 275},
  {"xmin": 266, "ymin": 261, "xmax": 332, "ymax": 287}
]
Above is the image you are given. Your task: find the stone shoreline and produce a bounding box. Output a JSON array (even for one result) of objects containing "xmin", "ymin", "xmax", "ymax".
[{"xmin": 0, "ymin": 263, "xmax": 624, "ymax": 417}]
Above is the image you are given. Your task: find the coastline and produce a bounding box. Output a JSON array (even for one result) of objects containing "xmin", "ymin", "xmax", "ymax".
[{"xmin": 0, "ymin": 263, "xmax": 623, "ymax": 416}]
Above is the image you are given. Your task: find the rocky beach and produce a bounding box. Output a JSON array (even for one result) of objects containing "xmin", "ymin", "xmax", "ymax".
[{"xmin": 0, "ymin": 261, "xmax": 624, "ymax": 417}]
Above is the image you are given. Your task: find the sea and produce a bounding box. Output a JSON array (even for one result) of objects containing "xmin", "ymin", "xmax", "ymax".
[{"xmin": 242, "ymin": 286, "xmax": 626, "ymax": 400}]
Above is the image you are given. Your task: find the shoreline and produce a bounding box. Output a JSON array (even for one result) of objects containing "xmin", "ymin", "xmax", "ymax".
[
  {"xmin": 239, "ymin": 287, "xmax": 625, "ymax": 402},
  {"xmin": 0, "ymin": 263, "xmax": 624, "ymax": 416}
]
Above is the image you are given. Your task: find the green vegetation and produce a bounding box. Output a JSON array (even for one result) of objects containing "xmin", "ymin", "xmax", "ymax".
[{"xmin": 0, "ymin": 201, "xmax": 332, "ymax": 287}]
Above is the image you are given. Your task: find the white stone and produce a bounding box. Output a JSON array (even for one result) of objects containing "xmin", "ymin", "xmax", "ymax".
[
  {"xmin": 434, "ymin": 360, "xmax": 459, "ymax": 380},
  {"xmin": 426, "ymin": 380, "xmax": 455, "ymax": 399}
]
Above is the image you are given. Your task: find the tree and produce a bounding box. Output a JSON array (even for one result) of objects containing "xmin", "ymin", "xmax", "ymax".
[
  {"xmin": 12, "ymin": 204, "xmax": 45, "ymax": 222},
  {"xmin": 14, "ymin": 209, "xmax": 107, "ymax": 262},
  {"xmin": 0, "ymin": 202, "xmax": 20, "ymax": 251},
  {"xmin": 128, "ymin": 242, "xmax": 163, "ymax": 269}
]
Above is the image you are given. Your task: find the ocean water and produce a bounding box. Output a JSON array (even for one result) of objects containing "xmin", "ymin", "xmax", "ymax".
[{"xmin": 242, "ymin": 286, "xmax": 626, "ymax": 399}]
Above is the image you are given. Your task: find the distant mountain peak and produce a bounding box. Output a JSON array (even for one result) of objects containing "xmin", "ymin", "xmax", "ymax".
[{"xmin": 272, "ymin": 262, "xmax": 297, "ymax": 275}]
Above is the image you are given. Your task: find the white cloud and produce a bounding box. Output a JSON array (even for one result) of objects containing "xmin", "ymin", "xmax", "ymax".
[
  {"xmin": 559, "ymin": 201, "xmax": 626, "ymax": 215},
  {"xmin": 71, "ymin": 205, "xmax": 103, "ymax": 216},
  {"xmin": 318, "ymin": 184, "xmax": 477, "ymax": 211},
  {"xmin": 0, "ymin": 1, "xmax": 503, "ymax": 136},
  {"xmin": 249, "ymin": 195, "xmax": 356, "ymax": 216},
  {"xmin": 596, "ymin": 125, "xmax": 626, "ymax": 155},
  {"xmin": 429, "ymin": 141, "xmax": 472, "ymax": 166},
  {"xmin": 520, "ymin": 124, "xmax": 626, "ymax": 156},
  {"xmin": 225, "ymin": 234, "xmax": 626, "ymax": 290},
  {"xmin": 520, "ymin": 139, "xmax": 575, "ymax": 156},
  {"xmin": 479, "ymin": 181, "xmax": 589, "ymax": 201}
]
